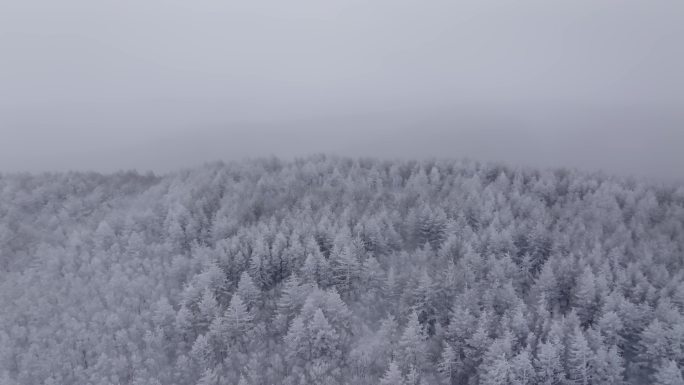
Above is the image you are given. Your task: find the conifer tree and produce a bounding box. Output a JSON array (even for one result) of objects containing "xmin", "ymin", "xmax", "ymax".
[
  {"xmin": 593, "ymin": 345, "xmax": 624, "ymax": 385},
  {"xmin": 380, "ymin": 360, "xmax": 404, "ymax": 385},
  {"xmin": 309, "ymin": 309, "xmax": 339, "ymax": 360},
  {"xmin": 398, "ymin": 312, "xmax": 427, "ymax": 370},
  {"xmin": 654, "ymin": 360, "xmax": 684, "ymax": 385},
  {"xmin": 567, "ymin": 327, "xmax": 594, "ymax": 385},
  {"xmin": 638, "ymin": 319, "xmax": 671, "ymax": 370},
  {"xmin": 480, "ymin": 354, "xmax": 511, "ymax": 385},
  {"xmin": 237, "ymin": 272, "xmax": 260, "ymax": 311},
  {"xmin": 437, "ymin": 343, "xmax": 458, "ymax": 384},
  {"xmin": 198, "ymin": 289, "xmax": 219, "ymax": 330},
  {"xmin": 510, "ymin": 350, "xmax": 535, "ymax": 385},
  {"xmin": 225, "ymin": 294, "xmax": 254, "ymax": 337},
  {"xmin": 574, "ymin": 267, "xmax": 598, "ymax": 326},
  {"xmin": 535, "ymin": 337, "xmax": 564, "ymax": 385}
]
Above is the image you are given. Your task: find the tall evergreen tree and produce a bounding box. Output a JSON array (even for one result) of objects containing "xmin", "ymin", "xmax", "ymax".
[
  {"xmin": 380, "ymin": 360, "xmax": 404, "ymax": 385},
  {"xmin": 535, "ymin": 337, "xmax": 565, "ymax": 385},
  {"xmin": 654, "ymin": 360, "xmax": 684, "ymax": 385},
  {"xmin": 398, "ymin": 312, "xmax": 427, "ymax": 371},
  {"xmin": 566, "ymin": 327, "xmax": 594, "ymax": 385},
  {"xmin": 237, "ymin": 272, "xmax": 260, "ymax": 311}
]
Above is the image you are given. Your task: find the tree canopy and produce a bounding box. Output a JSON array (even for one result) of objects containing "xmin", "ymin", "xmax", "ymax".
[{"xmin": 1, "ymin": 156, "xmax": 684, "ymax": 384}]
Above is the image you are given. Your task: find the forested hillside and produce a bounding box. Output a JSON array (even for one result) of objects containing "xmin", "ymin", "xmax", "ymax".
[{"xmin": 2, "ymin": 156, "xmax": 684, "ymax": 385}]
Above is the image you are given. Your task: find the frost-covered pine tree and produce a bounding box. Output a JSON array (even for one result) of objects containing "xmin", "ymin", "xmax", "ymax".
[
  {"xmin": 654, "ymin": 360, "xmax": 684, "ymax": 385},
  {"xmin": 510, "ymin": 350, "xmax": 535, "ymax": 385},
  {"xmin": 593, "ymin": 345, "xmax": 624, "ymax": 385},
  {"xmin": 225, "ymin": 294, "xmax": 254, "ymax": 336},
  {"xmin": 437, "ymin": 343, "xmax": 458, "ymax": 383},
  {"xmin": 284, "ymin": 316, "xmax": 307, "ymax": 362},
  {"xmin": 196, "ymin": 368, "xmax": 218, "ymax": 385},
  {"xmin": 566, "ymin": 327, "xmax": 594, "ymax": 385},
  {"xmin": 380, "ymin": 360, "xmax": 404, "ymax": 385},
  {"xmin": 331, "ymin": 246, "xmax": 360, "ymax": 297},
  {"xmin": 574, "ymin": 267, "xmax": 598, "ymax": 326},
  {"xmin": 638, "ymin": 319, "xmax": 671, "ymax": 371},
  {"xmin": 198, "ymin": 289, "xmax": 219, "ymax": 330},
  {"xmin": 309, "ymin": 309, "xmax": 339, "ymax": 360},
  {"xmin": 480, "ymin": 354, "xmax": 511, "ymax": 385},
  {"xmin": 237, "ymin": 272, "xmax": 260, "ymax": 311},
  {"xmin": 398, "ymin": 311, "xmax": 427, "ymax": 370},
  {"xmin": 277, "ymin": 274, "xmax": 305, "ymax": 319},
  {"xmin": 534, "ymin": 337, "xmax": 564, "ymax": 385}
]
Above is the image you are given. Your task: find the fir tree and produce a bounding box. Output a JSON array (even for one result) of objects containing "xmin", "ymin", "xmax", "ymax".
[
  {"xmin": 237, "ymin": 272, "xmax": 260, "ymax": 311},
  {"xmin": 380, "ymin": 360, "xmax": 404, "ymax": 385},
  {"xmin": 654, "ymin": 360, "xmax": 684, "ymax": 385},
  {"xmin": 535, "ymin": 337, "xmax": 564, "ymax": 385},
  {"xmin": 398, "ymin": 312, "xmax": 427, "ymax": 370},
  {"xmin": 567, "ymin": 327, "xmax": 594, "ymax": 385},
  {"xmin": 510, "ymin": 350, "xmax": 535, "ymax": 385},
  {"xmin": 437, "ymin": 343, "xmax": 458, "ymax": 384},
  {"xmin": 594, "ymin": 345, "xmax": 624, "ymax": 385}
]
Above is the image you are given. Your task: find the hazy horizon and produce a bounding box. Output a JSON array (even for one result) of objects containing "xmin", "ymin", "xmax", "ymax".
[
  {"xmin": 1, "ymin": 0, "xmax": 682, "ymax": 179},
  {"xmin": 2, "ymin": 103, "xmax": 682, "ymax": 181}
]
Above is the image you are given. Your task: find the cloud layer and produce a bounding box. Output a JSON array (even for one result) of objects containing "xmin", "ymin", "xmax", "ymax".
[{"xmin": 1, "ymin": 0, "xmax": 682, "ymax": 178}]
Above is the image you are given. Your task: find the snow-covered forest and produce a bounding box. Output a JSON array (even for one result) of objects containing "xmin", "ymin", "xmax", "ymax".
[{"xmin": 2, "ymin": 156, "xmax": 684, "ymax": 385}]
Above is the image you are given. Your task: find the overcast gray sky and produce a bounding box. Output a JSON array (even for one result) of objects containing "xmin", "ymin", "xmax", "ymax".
[{"xmin": 1, "ymin": 0, "xmax": 682, "ymax": 179}]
